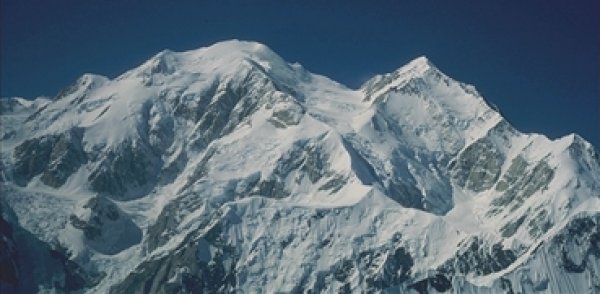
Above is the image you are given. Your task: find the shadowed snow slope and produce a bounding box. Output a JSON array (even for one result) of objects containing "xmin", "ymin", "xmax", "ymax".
[{"xmin": 1, "ymin": 40, "xmax": 599, "ymax": 293}]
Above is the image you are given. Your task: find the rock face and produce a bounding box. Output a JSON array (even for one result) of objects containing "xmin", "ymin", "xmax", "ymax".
[
  {"xmin": 69, "ymin": 195, "xmax": 142, "ymax": 255},
  {"xmin": 451, "ymin": 137, "xmax": 504, "ymax": 192},
  {"xmin": 13, "ymin": 127, "xmax": 87, "ymax": 188},
  {"xmin": 1, "ymin": 40, "xmax": 599, "ymax": 293},
  {"xmin": 87, "ymin": 140, "xmax": 161, "ymax": 200},
  {"xmin": 0, "ymin": 198, "xmax": 101, "ymax": 293}
]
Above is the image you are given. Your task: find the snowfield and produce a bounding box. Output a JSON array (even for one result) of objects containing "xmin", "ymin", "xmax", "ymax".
[{"xmin": 1, "ymin": 40, "xmax": 599, "ymax": 293}]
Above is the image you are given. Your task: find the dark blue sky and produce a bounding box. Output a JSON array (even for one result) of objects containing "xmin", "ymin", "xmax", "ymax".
[{"xmin": 2, "ymin": 0, "xmax": 599, "ymax": 146}]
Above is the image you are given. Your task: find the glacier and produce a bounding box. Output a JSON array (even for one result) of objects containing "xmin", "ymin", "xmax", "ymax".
[{"xmin": 1, "ymin": 40, "xmax": 599, "ymax": 293}]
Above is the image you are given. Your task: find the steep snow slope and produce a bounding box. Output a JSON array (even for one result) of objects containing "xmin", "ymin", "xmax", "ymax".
[{"xmin": 1, "ymin": 40, "xmax": 599, "ymax": 293}]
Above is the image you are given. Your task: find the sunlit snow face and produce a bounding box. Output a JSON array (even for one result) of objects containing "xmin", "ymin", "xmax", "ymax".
[{"xmin": 1, "ymin": 40, "xmax": 598, "ymax": 294}]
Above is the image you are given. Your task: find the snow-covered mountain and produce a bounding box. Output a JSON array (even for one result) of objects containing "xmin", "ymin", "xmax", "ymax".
[{"xmin": 1, "ymin": 40, "xmax": 599, "ymax": 293}]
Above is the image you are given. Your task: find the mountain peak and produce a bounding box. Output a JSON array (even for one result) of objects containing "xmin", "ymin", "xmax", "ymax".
[
  {"xmin": 402, "ymin": 55, "xmax": 435, "ymax": 74},
  {"xmin": 200, "ymin": 39, "xmax": 275, "ymax": 55},
  {"xmin": 360, "ymin": 55, "xmax": 444, "ymax": 101},
  {"xmin": 124, "ymin": 40, "xmax": 295, "ymax": 84},
  {"xmin": 3, "ymin": 41, "xmax": 599, "ymax": 293},
  {"xmin": 186, "ymin": 39, "xmax": 285, "ymax": 66}
]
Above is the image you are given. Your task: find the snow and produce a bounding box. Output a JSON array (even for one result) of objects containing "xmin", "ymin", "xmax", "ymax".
[{"xmin": 1, "ymin": 40, "xmax": 599, "ymax": 293}]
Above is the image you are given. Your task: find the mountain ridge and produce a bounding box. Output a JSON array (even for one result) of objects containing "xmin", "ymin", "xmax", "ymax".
[{"xmin": 1, "ymin": 40, "xmax": 599, "ymax": 293}]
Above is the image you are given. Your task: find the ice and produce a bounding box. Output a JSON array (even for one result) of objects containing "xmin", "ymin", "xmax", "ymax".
[{"xmin": 1, "ymin": 40, "xmax": 598, "ymax": 293}]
